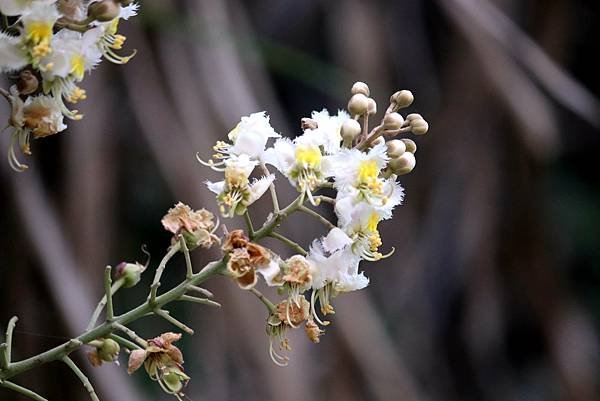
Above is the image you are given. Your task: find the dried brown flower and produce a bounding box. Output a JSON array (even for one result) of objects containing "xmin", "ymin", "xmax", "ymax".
[
  {"xmin": 277, "ymin": 297, "xmax": 310, "ymax": 327},
  {"xmin": 223, "ymin": 230, "xmax": 271, "ymax": 289},
  {"xmin": 282, "ymin": 255, "xmax": 312, "ymax": 286},
  {"xmin": 304, "ymin": 320, "xmax": 325, "ymax": 344}
]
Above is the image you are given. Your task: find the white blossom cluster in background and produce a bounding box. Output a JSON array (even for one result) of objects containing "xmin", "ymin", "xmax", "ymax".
[
  {"xmin": 199, "ymin": 81, "xmax": 429, "ymax": 365},
  {"xmin": 0, "ymin": 0, "xmax": 138, "ymax": 171}
]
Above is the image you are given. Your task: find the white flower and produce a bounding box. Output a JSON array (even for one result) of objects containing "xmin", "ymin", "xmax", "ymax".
[
  {"xmin": 331, "ymin": 141, "xmax": 404, "ymax": 208},
  {"xmin": 301, "ymin": 109, "xmax": 350, "ymax": 154},
  {"xmin": 119, "ymin": 2, "xmax": 139, "ymax": 19},
  {"xmin": 207, "ymin": 112, "xmax": 280, "ymax": 167},
  {"xmin": 20, "ymin": 3, "xmax": 60, "ymax": 61},
  {"xmin": 257, "ymin": 258, "xmax": 282, "ymax": 287},
  {"xmin": 206, "ymin": 154, "xmax": 274, "ymax": 217},
  {"xmin": 88, "ymin": 4, "xmax": 139, "ymax": 65},
  {"xmin": 0, "ymin": 32, "xmax": 28, "ymax": 72},
  {"xmin": 263, "ymin": 136, "xmax": 331, "ymax": 204},
  {"xmin": 0, "ymin": 0, "xmax": 55, "ymax": 16}
]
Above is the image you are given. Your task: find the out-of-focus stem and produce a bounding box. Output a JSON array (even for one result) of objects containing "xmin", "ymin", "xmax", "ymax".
[
  {"xmin": 0, "ymin": 379, "xmax": 48, "ymax": 401},
  {"xmin": 62, "ymin": 356, "xmax": 99, "ymax": 401}
]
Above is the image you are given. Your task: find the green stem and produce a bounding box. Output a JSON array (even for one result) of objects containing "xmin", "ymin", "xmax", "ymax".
[
  {"xmin": 248, "ymin": 288, "xmax": 277, "ymax": 314},
  {"xmin": 268, "ymin": 231, "xmax": 307, "ymax": 256},
  {"xmin": 180, "ymin": 236, "xmax": 193, "ymax": 279},
  {"xmin": 86, "ymin": 278, "xmax": 125, "ymax": 330},
  {"xmin": 107, "ymin": 334, "xmax": 141, "ymax": 351},
  {"xmin": 149, "ymin": 242, "xmax": 182, "ymax": 304},
  {"xmin": 243, "ymin": 211, "xmax": 255, "ymax": 237},
  {"xmin": 298, "ymin": 205, "xmax": 335, "ymax": 229},
  {"xmin": 260, "ymin": 163, "xmax": 279, "ymax": 212},
  {"xmin": 5, "ymin": 317, "xmax": 17, "ymax": 365},
  {"xmin": 252, "ymin": 194, "xmax": 304, "ymax": 240},
  {"xmin": 112, "ymin": 323, "xmax": 147, "ymax": 348},
  {"xmin": 315, "ymin": 195, "xmax": 336, "ymax": 205},
  {"xmin": 0, "ymin": 380, "xmax": 48, "ymax": 401},
  {"xmin": 0, "ymin": 259, "xmax": 225, "ymax": 381},
  {"xmin": 62, "ymin": 356, "xmax": 100, "ymax": 401},
  {"xmin": 0, "ymin": 343, "xmax": 7, "ymax": 369},
  {"xmin": 186, "ymin": 285, "xmax": 213, "ymax": 298},
  {"xmin": 178, "ymin": 295, "xmax": 221, "ymax": 308},
  {"xmin": 104, "ymin": 266, "xmax": 114, "ymax": 322},
  {"xmin": 154, "ymin": 309, "xmax": 194, "ymax": 335}
]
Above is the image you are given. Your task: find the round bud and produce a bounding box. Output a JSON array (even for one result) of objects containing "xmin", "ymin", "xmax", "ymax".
[
  {"xmin": 391, "ymin": 90, "xmax": 414, "ymax": 108},
  {"xmin": 16, "ymin": 70, "xmax": 38, "ymax": 95},
  {"xmin": 351, "ymin": 81, "xmax": 370, "ymax": 96},
  {"xmin": 405, "ymin": 113, "xmax": 422, "ymax": 122},
  {"xmin": 114, "ymin": 262, "xmax": 144, "ymax": 288},
  {"xmin": 341, "ymin": 119, "xmax": 361, "ymax": 141},
  {"xmin": 411, "ymin": 119, "xmax": 429, "ymax": 135},
  {"xmin": 347, "ymin": 94, "xmax": 369, "ymax": 116},
  {"xmin": 401, "ymin": 138, "xmax": 417, "ymax": 154},
  {"xmin": 97, "ymin": 338, "xmax": 120, "ymax": 362},
  {"xmin": 383, "ymin": 112, "xmax": 404, "ymax": 130},
  {"xmin": 389, "ymin": 152, "xmax": 416, "ymax": 175},
  {"xmin": 370, "ymin": 136, "xmax": 385, "ymax": 147},
  {"xmin": 386, "ymin": 139, "xmax": 406, "ymax": 158},
  {"xmin": 367, "ymin": 98, "xmax": 377, "ymax": 115},
  {"xmin": 87, "ymin": 0, "xmax": 121, "ymax": 22}
]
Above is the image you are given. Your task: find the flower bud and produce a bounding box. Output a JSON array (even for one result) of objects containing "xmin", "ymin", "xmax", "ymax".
[
  {"xmin": 370, "ymin": 136, "xmax": 385, "ymax": 147},
  {"xmin": 87, "ymin": 0, "xmax": 121, "ymax": 22},
  {"xmin": 383, "ymin": 112, "xmax": 404, "ymax": 130},
  {"xmin": 411, "ymin": 119, "xmax": 429, "ymax": 135},
  {"xmin": 401, "ymin": 138, "xmax": 417, "ymax": 154},
  {"xmin": 405, "ymin": 113, "xmax": 422, "ymax": 122},
  {"xmin": 301, "ymin": 117, "xmax": 318, "ymax": 130},
  {"xmin": 391, "ymin": 90, "xmax": 414, "ymax": 108},
  {"xmin": 340, "ymin": 119, "xmax": 361, "ymax": 141},
  {"xmin": 367, "ymin": 98, "xmax": 377, "ymax": 115},
  {"xmin": 16, "ymin": 70, "xmax": 38, "ymax": 95},
  {"xmin": 389, "ymin": 152, "xmax": 416, "ymax": 175},
  {"xmin": 114, "ymin": 261, "xmax": 144, "ymax": 288},
  {"xmin": 347, "ymin": 94, "xmax": 369, "ymax": 116},
  {"xmin": 351, "ymin": 81, "xmax": 370, "ymax": 96},
  {"xmin": 386, "ymin": 139, "xmax": 406, "ymax": 158},
  {"xmin": 97, "ymin": 338, "xmax": 120, "ymax": 362}
]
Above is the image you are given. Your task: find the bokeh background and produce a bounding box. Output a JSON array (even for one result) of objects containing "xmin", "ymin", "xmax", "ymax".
[{"xmin": 1, "ymin": 0, "xmax": 599, "ymax": 400}]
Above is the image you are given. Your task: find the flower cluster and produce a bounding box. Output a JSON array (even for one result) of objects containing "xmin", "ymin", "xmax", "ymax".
[
  {"xmin": 0, "ymin": 0, "xmax": 138, "ymax": 171},
  {"xmin": 201, "ymin": 81, "xmax": 429, "ymax": 365}
]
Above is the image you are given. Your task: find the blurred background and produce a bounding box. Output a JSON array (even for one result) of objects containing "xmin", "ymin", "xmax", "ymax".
[{"xmin": 1, "ymin": 0, "xmax": 599, "ymax": 400}]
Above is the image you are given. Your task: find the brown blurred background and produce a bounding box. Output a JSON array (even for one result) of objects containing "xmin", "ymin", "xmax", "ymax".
[{"xmin": 1, "ymin": 0, "xmax": 600, "ymax": 400}]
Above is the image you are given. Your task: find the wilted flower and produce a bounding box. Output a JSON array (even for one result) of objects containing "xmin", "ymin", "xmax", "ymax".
[
  {"xmin": 276, "ymin": 297, "xmax": 310, "ymax": 328},
  {"xmin": 304, "ymin": 319, "xmax": 324, "ymax": 344},
  {"xmin": 223, "ymin": 230, "xmax": 275, "ymax": 289},
  {"xmin": 127, "ymin": 332, "xmax": 189, "ymax": 399},
  {"xmin": 161, "ymin": 202, "xmax": 219, "ymax": 249}
]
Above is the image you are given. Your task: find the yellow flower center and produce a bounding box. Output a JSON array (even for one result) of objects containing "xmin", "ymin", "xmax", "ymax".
[
  {"xmin": 357, "ymin": 160, "xmax": 378, "ymax": 182},
  {"xmin": 70, "ymin": 55, "xmax": 86, "ymax": 81},
  {"xmin": 26, "ymin": 22, "xmax": 53, "ymax": 45},
  {"xmin": 367, "ymin": 212, "xmax": 379, "ymax": 233},
  {"xmin": 295, "ymin": 145, "xmax": 321, "ymax": 168},
  {"xmin": 225, "ymin": 167, "xmax": 248, "ymax": 188}
]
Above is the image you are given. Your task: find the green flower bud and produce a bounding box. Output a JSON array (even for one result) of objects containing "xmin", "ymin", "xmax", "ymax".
[
  {"xmin": 115, "ymin": 262, "xmax": 144, "ymax": 288},
  {"xmin": 161, "ymin": 366, "xmax": 190, "ymax": 395},
  {"xmin": 351, "ymin": 81, "xmax": 370, "ymax": 96},
  {"xmin": 97, "ymin": 338, "xmax": 120, "ymax": 362}
]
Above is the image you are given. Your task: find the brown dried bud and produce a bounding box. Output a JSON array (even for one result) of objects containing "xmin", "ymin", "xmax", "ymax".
[
  {"xmin": 351, "ymin": 81, "xmax": 370, "ymax": 96},
  {"xmin": 347, "ymin": 93, "xmax": 369, "ymax": 116},
  {"xmin": 389, "ymin": 152, "xmax": 416, "ymax": 175},
  {"xmin": 340, "ymin": 119, "xmax": 361, "ymax": 141},
  {"xmin": 304, "ymin": 320, "xmax": 324, "ymax": 343},
  {"xmin": 386, "ymin": 139, "xmax": 406, "ymax": 158},
  {"xmin": 383, "ymin": 112, "xmax": 404, "ymax": 130},
  {"xmin": 16, "ymin": 70, "xmax": 38, "ymax": 95},
  {"xmin": 301, "ymin": 117, "xmax": 318, "ymax": 130},
  {"xmin": 87, "ymin": 0, "xmax": 121, "ymax": 22},
  {"xmin": 391, "ymin": 90, "xmax": 414, "ymax": 108},
  {"xmin": 401, "ymin": 138, "xmax": 417, "ymax": 154},
  {"xmin": 277, "ymin": 298, "xmax": 310, "ymax": 326}
]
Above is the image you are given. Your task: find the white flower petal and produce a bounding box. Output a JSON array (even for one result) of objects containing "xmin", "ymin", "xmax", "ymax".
[
  {"xmin": 257, "ymin": 259, "xmax": 282, "ymax": 287},
  {"xmin": 205, "ymin": 180, "xmax": 225, "ymax": 195},
  {"xmin": 322, "ymin": 227, "xmax": 352, "ymax": 253},
  {"xmin": 246, "ymin": 174, "xmax": 275, "ymax": 205},
  {"xmin": 0, "ymin": 33, "xmax": 28, "ymax": 72}
]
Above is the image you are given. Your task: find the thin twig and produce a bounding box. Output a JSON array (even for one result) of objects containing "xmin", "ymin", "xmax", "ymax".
[
  {"xmin": 86, "ymin": 278, "xmax": 125, "ymax": 330},
  {"xmin": 268, "ymin": 231, "xmax": 308, "ymax": 256},
  {"xmin": 0, "ymin": 380, "xmax": 48, "ymax": 401},
  {"xmin": 149, "ymin": 242, "xmax": 181, "ymax": 304},
  {"xmin": 248, "ymin": 288, "xmax": 277, "ymax": 314},
  {"xmin": 315, "ymin": 195, "xmax": 336, "ymax": 205},
  {"xmin": 298, "ymin": 205, "xmax": 335, "ymax": 229},
  {"xmin": 260, "ymin": 162, "xmax": 279, "ymax": 212},
  {"xmin": 104, "ymin": 267, "xmax": 114, "ymax": 322},
  {"xmin": 186, "ymin": 285, "xmax": 214, "ymax": 298},
  {"xmin": 5, "ymin": 317, "xmax": 18, "ymax": 365},
  {"xmin": 108, "ymin": 334, "xmax": 141, "ymax": 351},
  {"xmin": 113, "ymin": 323, "xmax": 147, "ymax": 348},
  {"xmin": 154, "ymin": 309, "xmax": 194, "ymax": 335},
  {"xmin": 178, "ymin": 295, "xmax": 221, "ymax": 308},
  {"xmin": 243, "ymin": 211, "xmax": 255, "ymax": 238},
  {"xmin": 62, "ymin": 356, "xmax": 100, "ymax": 401},
  {"xmin": 180, "ymin": 236, "xmax": 193, "ymax": 279},
  {"xmin": 0, "ymin": 343, "xmax": 7, "ymax": 369}
]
